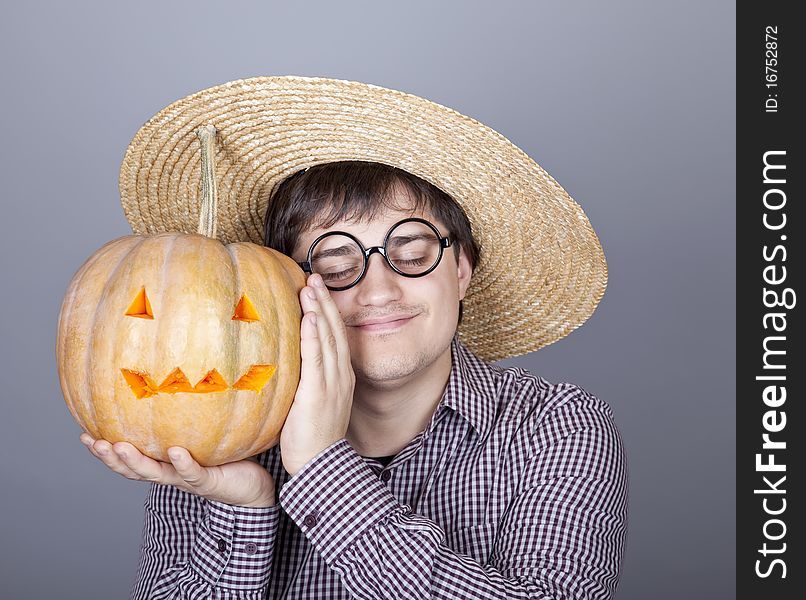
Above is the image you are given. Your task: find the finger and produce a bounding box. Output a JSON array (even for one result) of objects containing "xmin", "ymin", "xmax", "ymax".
[
  {"xmin": 111, "ymin": 442, "xmax": 183, "ymax": 486},
  {"xmin": 87, "ymin": 439, "xmax": 142, "ymax": 481},
  {"xmin": 167, "ymin": 447, "xmax": 213, "ymax": 494},
  {"xmin": 308, "ymin": 274, "xmax": 351, "ymax": 376},
  {"xmin": 299, "ymin": 284, "xmax": 318, "ymax": 314},
  {"xmin": 299, "ymin": 310, "xmax": 325, "ymax": 386},
  {"xmin": 309, "ymin": 274, "xmax": 350, "ymax": 355},
  {"xmin": 306, "ymin": 287, "xmax": 340, "ymax": 385}
]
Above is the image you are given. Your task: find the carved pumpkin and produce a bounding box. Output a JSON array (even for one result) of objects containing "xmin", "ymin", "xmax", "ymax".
[
  {"xmin": 57, "ymin": 127, "xmax": 306, "ymax": 466},
  {"xmin": 56, "ymin": 233, "xmax": 305, "ymax": 465}
]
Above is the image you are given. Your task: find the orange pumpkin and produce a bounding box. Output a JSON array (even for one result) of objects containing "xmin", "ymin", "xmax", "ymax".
[
  {"xmin": 56, "ymin": 232, "xmax": 305, "ymax": 465},
  {"xmin": 57, "ymin": 232, "xmax": 305, "ymax": 465}
]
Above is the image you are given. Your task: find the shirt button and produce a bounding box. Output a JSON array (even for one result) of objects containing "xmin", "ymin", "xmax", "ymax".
[
  {"xmin": 217, "ymin": 538, "xmax": 227, "ymax": 554},
  {"xmin": 244, "ymin": 542, "xmax": 258, "ymax": 555},
  {"xmin": 380, "ymin": 470, "xmax": 391, "ymax": 483},
  {"xmin": 302, "ymin": 513, "xmax": 318, "ymax": 528}
]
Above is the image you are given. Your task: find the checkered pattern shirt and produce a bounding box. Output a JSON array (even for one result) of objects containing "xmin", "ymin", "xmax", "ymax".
[{"xmin": 132, "ymin": 337, "xmax": 628, "ymax": 599}]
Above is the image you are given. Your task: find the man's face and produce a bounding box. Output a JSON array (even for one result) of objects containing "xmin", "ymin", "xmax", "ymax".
[{"xmin": 291, "ymin": 200, "xmax": 472, "ymax": 388}]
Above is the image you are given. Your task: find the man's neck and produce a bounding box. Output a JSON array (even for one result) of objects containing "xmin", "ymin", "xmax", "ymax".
[{"xmin": 346, "ymin": 345, "xmax": 453, "ymax": 458}]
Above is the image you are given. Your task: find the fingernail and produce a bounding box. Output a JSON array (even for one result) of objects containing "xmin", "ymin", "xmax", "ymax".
[
  {"xmin": 168, "ymin": 448, "xmax": 181, "ymax": 462},
  {"xmin": 311, "ymin": 274, "xmax": 324, "ymax": 289},
  {"xmin": 306, "ymin": 289, "xmax": 316, "ymax": 302}
]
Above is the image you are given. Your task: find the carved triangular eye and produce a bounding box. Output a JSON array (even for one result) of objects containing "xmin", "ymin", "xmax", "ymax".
[
  {"xmin": 232, "ymin": 293, "xmax": 260, "ymax": 322},
  {"xmin": 125, "ymin": 287, "xmax": 154, "ymax": 319}
]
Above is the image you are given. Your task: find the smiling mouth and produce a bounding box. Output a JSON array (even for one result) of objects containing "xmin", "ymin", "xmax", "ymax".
[
  {"xmin": 353, "ymin": 316, "xmax": 415, "ymax": 332},
  {"xmin": 120, "ymin": 365, "xmax": 276, "ymax": 398}
]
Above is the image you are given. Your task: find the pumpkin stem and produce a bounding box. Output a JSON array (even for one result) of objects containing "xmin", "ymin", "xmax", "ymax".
[{"xmin": 195, "ymin": 125, "xmax": 218, "ymax": 239}]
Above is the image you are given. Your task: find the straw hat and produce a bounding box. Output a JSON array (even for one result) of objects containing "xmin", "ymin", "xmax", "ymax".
[{"xmin": 119, "ymin": 76, "xmax": 607, "ymax": 362}]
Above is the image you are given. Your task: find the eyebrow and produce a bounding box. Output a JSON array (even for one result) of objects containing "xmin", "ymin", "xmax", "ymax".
[
  {"xmin": 312, "ymin": 243, "xmax": 362, "ymax": 259},
  {"xmin": 387, "ymin": 233, "xmax": 433, "ymax": 248}
]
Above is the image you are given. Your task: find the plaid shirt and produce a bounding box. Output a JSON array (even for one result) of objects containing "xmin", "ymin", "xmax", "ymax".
[{"xmin": 132, "ymin": 337, "xmax": 627, "ymax": 599}]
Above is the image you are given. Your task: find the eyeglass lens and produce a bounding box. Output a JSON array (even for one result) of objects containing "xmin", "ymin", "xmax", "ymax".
[{"xmin": 310, "ymin": 220, "xmax": 442, "ymax": 288}]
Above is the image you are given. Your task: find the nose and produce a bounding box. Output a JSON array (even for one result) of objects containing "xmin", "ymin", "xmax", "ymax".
[{"xmin": 353, "ymin": 251, "xmax": 403, "ymax": 307}]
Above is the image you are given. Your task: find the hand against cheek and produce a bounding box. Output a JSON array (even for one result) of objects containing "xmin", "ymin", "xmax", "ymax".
[{"xmin": 280, "ymin": 273, "xmax": 356, "ymax": 477}]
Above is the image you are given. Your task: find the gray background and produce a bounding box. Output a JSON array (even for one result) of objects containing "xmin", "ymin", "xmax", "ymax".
[{"xmin": 0, "ymin": 1, "xmax": 735, "ymax": 598}]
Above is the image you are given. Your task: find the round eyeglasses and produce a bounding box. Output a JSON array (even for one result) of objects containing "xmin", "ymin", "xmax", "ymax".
[{"xmin": 298, "ymin": 218, "xmax": 452, "ymax": 291}]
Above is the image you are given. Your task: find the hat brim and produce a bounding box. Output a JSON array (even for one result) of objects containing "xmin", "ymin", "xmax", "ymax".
[{"xmin": 119, "ymin": 76, "xmax": 607, "ymax": 361}]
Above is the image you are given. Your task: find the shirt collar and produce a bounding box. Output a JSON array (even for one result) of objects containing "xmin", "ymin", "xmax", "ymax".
[{"xmin": 439, "ymin": 335, "xmax": 499, "ymax": 443}]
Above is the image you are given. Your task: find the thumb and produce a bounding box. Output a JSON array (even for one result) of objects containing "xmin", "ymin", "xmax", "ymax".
[{"xmin": 167, "ymin": 447, "xmax": 208, "ymax": 489}]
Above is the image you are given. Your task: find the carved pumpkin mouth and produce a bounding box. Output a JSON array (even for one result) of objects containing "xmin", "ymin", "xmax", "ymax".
[{"xmin": 120, "ymin": 365, "xmax": 276, "ymax": 398}]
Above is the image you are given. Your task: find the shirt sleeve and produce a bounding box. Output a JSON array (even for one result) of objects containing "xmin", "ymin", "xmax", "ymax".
[
  {"xmin": 279, "ymin": 390, "xmax": 627, "ymax": 600},
  {"xmin": 131, "ymin": 483, "xmax": 280, "ymax": 599}
]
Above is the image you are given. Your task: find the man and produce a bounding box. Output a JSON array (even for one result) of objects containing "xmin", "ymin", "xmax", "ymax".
[{"xmin": 83, "ymin": 77, "xmax": 627, "ymax": 598}]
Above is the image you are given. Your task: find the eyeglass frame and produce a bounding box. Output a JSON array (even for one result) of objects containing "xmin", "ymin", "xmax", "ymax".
[{"xmin": 297, "ymin": 217, "xmax": 453, "ymax": 291}]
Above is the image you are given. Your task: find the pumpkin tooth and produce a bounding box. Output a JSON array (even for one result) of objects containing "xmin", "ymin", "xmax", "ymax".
[
  {"xmin": 121, "ymin": 368, "xmax": 159, "ymax": 399},
  {"xmin": 157, "ymin": 368, "xmax": 195, "ymax": 393},
  {"xmin": 193, "ymin": 369, "xmax": 229, "ymax": 393},
  {"xmin": 233, "ymin": 364, "xmax": 277, "ymax": 393}
]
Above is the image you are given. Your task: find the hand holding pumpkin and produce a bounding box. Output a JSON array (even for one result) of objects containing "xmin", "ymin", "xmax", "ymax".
[
  {"xmin": 78, "ymin": 272, "xmax": 353, "ymax": 502},
  {"xmin": 80, "ymin": 434, "xmax": 277, "ymax": 507},
  {"xmin": 279, "ymin": 274, "xmax": 356, "ymax": 477}
]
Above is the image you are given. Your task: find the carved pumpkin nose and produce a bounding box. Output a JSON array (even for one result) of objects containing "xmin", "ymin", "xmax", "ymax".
[{"xmin": 120, "ymin": 365, "xmax": 277, "ymax": 398}]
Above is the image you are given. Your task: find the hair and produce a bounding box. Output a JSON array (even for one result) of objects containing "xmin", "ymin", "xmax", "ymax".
[{"xmin": 263, "ymin": 161, "xmax": 481, "ymax": 320}]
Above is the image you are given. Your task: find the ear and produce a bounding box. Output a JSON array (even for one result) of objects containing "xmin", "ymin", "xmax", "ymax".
[{"xmin": 456, "ymin": 245, "xmax": 473, "ymax": 301}]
